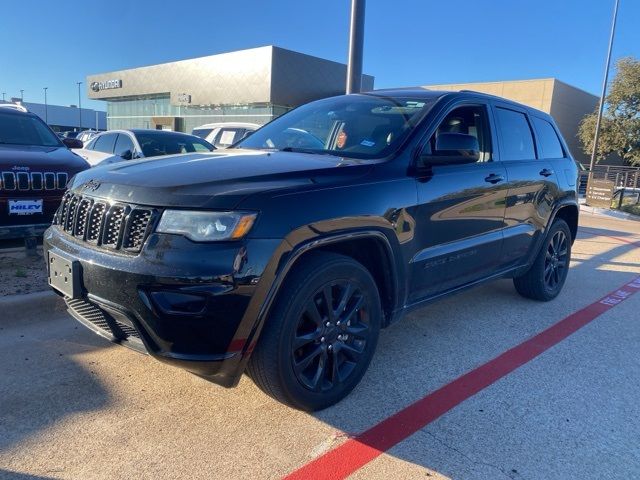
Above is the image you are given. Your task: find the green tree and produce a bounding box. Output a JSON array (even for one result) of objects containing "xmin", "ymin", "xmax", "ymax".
[{"xmin": 579, "ymin": 57, "xmax": 640, "ymax": 166}]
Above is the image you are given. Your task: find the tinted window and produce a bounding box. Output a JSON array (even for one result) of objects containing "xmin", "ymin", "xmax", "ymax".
[
  {"xmin": 237, "ymin": 95, "xmax": 436, "ymax": 159},
  {"xmin": 92, "ymin": 133, "xmax": 118, "ymax": 154},
  {"xmin": 192, "ymin": 128, "xmax": 214, "ymax": 139},
  {"xmin": 532, "ymin": 117, "xmax": 564, "ymax": 159},
  {"xmin": 114, "ymin": 133, "xmax": 135, "ymax": 156},
  {"xmin": 214, "ymin": 128, "xmax": 245, "ymax": 148},
  {"xmin": 0, "ymin": 111, "xmax": 61, "ymax": 147},
  {"xmin": 495, "ymin": 108, "xmax": 536, "ymax": 160},
  {"xmin": 430, "ymin": 105, "xmax": 492, "ymax": 162},
  {"xmin": 134, "ymin": 131, "xmax": 214, "ymax": 157}
]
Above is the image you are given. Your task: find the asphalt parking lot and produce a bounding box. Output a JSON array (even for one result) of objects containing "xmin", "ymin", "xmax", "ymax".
[{"xmin": 1, "ymin": 211, "xmax": 639, "ymax": 480}]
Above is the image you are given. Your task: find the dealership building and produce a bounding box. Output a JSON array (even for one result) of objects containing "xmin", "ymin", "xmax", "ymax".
[
  {"xmin": 423, "ymin": 79, "xmax": 599, "ymax": 164},
  {"xmin": 87, "ymin": 46, "xmax": 374, "ymax": 134}
]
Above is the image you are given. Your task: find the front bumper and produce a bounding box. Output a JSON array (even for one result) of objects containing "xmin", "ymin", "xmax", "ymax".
[{"xmin": 44, "ymin": 225, "xmax": 281, "ymax": 387}]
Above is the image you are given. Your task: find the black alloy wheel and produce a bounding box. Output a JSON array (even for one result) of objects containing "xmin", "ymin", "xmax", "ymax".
[
  {"xmin": 544, "ymin": 230, "xmax": 568, "ymax": 291},
  {"xmin": 292, "ymin": 280, "xmax": 372, "ymax": 392},
  {"xmin": 513, "ymin": 218, "xmax": 572, "ymax": 301},
  {"xmin": 248, "ymin": 252, "xmax": 381, "ymax": 411}
]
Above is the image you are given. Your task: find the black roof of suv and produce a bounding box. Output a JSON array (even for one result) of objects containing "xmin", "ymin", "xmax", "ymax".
[{"xmin": 0, "ymin": 107, "xmax": 89, "ymax": 239}]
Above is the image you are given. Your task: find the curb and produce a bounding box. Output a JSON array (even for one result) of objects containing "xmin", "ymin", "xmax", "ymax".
[
  {"xmin": 0, "ymin": 290, "xmax": 65, "ymax": 320},
  {"xmin": 580, "ymin": 204, "xmax": 640, "ymax": 222}
]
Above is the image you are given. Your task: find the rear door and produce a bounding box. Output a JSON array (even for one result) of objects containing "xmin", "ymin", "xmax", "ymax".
[
  {"xmin": 409, "ymin": 102, "xmax": 508, "ymax": 302},
  {"xmin": 492, "ymin": 103, "xmax": 556, "ymax": 268}
]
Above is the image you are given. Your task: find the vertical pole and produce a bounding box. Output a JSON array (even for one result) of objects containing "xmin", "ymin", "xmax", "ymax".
[
  {"xmin": 589, "ymin": 0, "xmax": 620, "ymax": 174},
  {"xmin": 77, "ymin": 82, "xmax": 83, "ymax": 131},
  {"xmin": 20, "ymin": 89, "xmax": 24, "ymax": 101},
  {"xmin": 346, "ymin": 0, "xmax": 366, "ymax": 94},
  {"xmin": 43, "ymin": 87, "xmax": 48, "ymax": 124}
]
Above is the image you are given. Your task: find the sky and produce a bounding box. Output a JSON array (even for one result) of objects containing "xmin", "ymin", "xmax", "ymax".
[{"xmin": 1, "ymin": 0, "xmax": 638, "ymax": 111}]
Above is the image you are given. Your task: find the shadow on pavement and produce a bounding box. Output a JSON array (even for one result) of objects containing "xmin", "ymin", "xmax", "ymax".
[{"xmin": 310, "ymin": 223, "xmax": 640, "ymax": 478}]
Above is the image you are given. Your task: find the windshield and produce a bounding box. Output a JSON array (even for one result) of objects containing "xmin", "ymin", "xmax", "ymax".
[
  {"xmin": 236, "ymin": 95, "xmax": 436, "ymax": 159},
  {"xmin": 0, "ymin": 111, "xmax": 62, "ymax": 147},
  {"xmin": 133, "ymin": 131, "xmax": 215, "ymax": 156}
]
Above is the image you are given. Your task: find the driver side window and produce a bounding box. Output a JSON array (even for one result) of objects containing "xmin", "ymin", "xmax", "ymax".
[{"xmin": 430, "ymin": 105, "xmax": 492, "ymax": 162}]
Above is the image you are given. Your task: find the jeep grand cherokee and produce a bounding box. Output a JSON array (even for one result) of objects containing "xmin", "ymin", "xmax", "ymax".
[
  {"xmin": 44, "ymin": 89, "xmax": 578, "ymax": 410},
  {"xmin": 0, "ymin": 106, "xmax": 89, "ymax": 240}
]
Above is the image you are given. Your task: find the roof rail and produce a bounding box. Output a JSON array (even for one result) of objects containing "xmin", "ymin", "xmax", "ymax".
[{"xmin": 0, "ymin": 103, "xmax": 28, "ymax": 112}]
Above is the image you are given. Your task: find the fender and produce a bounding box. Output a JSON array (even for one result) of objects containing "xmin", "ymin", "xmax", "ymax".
[
  {"xmin": 520, "ymin": 199, "xmax": 579, "ymax": 274},
  {"xmin": 227, "ymin": 227, "xmax": 402, "ymax": 385}
]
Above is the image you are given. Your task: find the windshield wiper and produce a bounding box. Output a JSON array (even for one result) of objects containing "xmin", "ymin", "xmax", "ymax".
[{"xmin": 278, "ymin": 147, "xmax": 337, "ymax": 156}]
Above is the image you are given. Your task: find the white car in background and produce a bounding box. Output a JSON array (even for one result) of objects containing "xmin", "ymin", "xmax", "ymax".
[
  {"xmin": 74, "ymin": 129, "xmax": 215, "ymax": 167},
  {"xmin": 191, "ymin": 122, "xmax": 260, "ymax": 149}
]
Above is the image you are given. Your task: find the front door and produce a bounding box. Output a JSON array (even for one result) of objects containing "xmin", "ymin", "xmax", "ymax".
[{"xmin": 409, "ymin": 103, "xmax": 508, "ymax": 303}]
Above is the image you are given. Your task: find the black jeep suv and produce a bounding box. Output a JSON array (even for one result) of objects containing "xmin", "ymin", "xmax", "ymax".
[
  {"xmin": 0, "ymin": 107, "xmax": 89, "ymax": 239},
  {"xmin": 44, "ymin": 89, "xmax": 578, "ymax": 410}
]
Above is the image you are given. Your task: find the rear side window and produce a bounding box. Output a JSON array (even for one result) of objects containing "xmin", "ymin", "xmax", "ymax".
[
  {"xmin": 114, "ymin": 134, "xmax": 135, "ymax": 156},
  {"xmin": 92, "ymin": 133, "xmax": 117, "ymax": 154},
  {"xmin": 495, "ymin": 108, "xmax": 536, "ymax": 160},
  {"xmin": 532, "ymin": 117, "xmax": 565, "ymax": 159}
]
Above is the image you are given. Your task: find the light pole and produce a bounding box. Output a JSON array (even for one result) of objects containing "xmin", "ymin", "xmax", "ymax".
[
  {"xmin": 43, "ymin": 87, "xmax": 48, "ymax": 124},
  {"xmin": 1, "ymin": 93, "xmax": 5, "ymax": 102},
  {"xmin": 77, "ymin": 82, "xmax": 82, "ymax": 131},
  {"xmin": 346, "ymin": 0, "xmax": 366, "ymax": 94},
  {"xmin": 20, "ymin": 89, "xmax": 24, "ymax": 102},
  {"xmin": 589, "ymin": 0, "xmax": 620, "ymax": 175}
]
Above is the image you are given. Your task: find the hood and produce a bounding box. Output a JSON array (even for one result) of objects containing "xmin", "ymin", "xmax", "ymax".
[
  {"xmin": 0, "ymin": 144, "xmax": 89, "ymax": 172},
  {"xmin": 69, "ymin": 149, "xmax": 373, "ymax": 209}
]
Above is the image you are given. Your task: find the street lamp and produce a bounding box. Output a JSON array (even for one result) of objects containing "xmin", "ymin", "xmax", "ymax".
[
  {"xmin": 589, "ymin": 0, "xmax": 620, "ymax": 176},
  {"xmin": 20, "ymin": 89, "xmax": 24, "ymax": 102},
  {"xmin": 346, "ymin": 0, "xmax": 366, "ymax": 94},
  {"xmin": 43, "ymin": 87, "xmax": 48, "ymax": 124},
  {"xmin": 1, "ymin": 93, "xmax": 5, "ymax": 102},
  {"xmin": 77, "ymin": 82, "xmax": 82, "ymax": 130}
]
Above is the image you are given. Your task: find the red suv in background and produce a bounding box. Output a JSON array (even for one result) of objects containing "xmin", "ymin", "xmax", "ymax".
[{"xmin": 0, "ymin": 105, "xmax": 89, "ymax": 240}]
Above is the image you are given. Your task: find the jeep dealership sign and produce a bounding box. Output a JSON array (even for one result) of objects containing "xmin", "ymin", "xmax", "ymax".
[{"xmin": 90, "ymin": 79, "xmax": 123, "ymax": 92}]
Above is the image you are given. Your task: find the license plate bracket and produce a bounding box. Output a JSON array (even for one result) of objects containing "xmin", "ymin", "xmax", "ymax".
[{"xmin": 48, "ymin": 251, "xmax": 81, "ymax": 298}]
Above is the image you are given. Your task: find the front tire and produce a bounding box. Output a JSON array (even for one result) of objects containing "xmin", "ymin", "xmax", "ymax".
[
  {"xmin": 248, "ymin": 252, "xmax": 381, "ymax": 411},
  {"xmin": 513, "ymin": 218, "xmax": 572, "ymax": 301}
]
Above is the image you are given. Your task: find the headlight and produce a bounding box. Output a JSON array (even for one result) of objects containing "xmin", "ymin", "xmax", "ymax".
[{"xmin": 157, "ymin": 210, "xmax": 257, "ymax": 241}]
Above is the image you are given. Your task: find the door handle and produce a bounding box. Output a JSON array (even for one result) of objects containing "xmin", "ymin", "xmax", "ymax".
[
  {"xmin": 539, "ymin": 168, "xmax": 554, "ymax": 177},
  {"xmin": 484, "ymin": 173, "xmax": 504, "ymax": 184}
]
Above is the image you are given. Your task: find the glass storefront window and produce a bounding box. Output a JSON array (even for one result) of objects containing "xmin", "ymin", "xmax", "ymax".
[{"xmin": 106, "ymin": 95, "xmax": 290, "ymax": 133}]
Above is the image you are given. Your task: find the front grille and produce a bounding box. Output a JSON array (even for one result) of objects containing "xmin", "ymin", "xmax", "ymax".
[
  {"xmin": 54, "ymin": 192, "xmax": 157, "ymax": 253},
  {"xmin": 17, "ymin": 172, "xmax": 29, "ymax": 190},
  {"xmin": 66, "ymin": 298, "xmax": 144, "ymax": 346},
  {"xmin": 0, "ymin": 171, "xmax": 68, "ymax": 191}
]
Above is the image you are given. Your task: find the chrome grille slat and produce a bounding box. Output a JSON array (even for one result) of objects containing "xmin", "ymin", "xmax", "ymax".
[
  {"xmin": 74, "ymin": 198, "xmax": 93, "ymax": 238},
  {"xmin": 44, "ymin": 172, "xmax": 56, "ymax": 190},
  {"xmin": 55, "ymin": 193, "xmax": 155, "ymax": 253},
  {"xmin": 17, "ymin": 172, "xmax": 30, "ymax": 190},
  {"xmin": 86, "ymin": 202, "xmax": 106, "ymax": 243},
  {"xmin": 31, "ymin": 172, "xmax": 43, "ymax": 190},
  {"xmin": 2, "ymin": 172, "xmax": 16, "ymax": 190}
]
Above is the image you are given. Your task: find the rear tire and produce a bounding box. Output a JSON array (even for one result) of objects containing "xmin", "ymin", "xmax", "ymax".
[
  {"xmin": 247, "ymin": 252, "xmax": 381, "ymax": 411},
  {"xmin": 513, "ymin": 218, "xmax": 572, "ymax": 301}
]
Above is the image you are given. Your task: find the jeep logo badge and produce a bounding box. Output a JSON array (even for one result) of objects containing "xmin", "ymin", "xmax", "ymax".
[{"xmin": 82, "ymin": 179, "xmax": 101, "ymax": 192}]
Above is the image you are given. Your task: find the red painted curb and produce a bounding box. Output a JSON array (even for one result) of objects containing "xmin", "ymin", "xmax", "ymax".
[{"xmin": 284, "ymin": 274, "xmax": 640, "ymax": 480}]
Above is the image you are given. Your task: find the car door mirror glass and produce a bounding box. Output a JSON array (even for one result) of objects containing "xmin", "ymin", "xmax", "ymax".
[{"xmin": 120, "ymin": 149, "xmax": 133, "ymax": 160}]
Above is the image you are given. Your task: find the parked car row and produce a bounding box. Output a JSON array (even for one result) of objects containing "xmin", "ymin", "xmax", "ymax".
[{"xmin": 74, "ymin": 129, "xmax": 214, "ymax": 166}]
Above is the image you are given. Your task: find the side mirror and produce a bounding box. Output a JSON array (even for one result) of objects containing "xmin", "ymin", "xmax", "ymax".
[
  {"xmin": 420, "ymin": 133, "xmax": 480, "ymax": 166},
  {"xmin": 62, "ymin": 138, "xmax": 83, "ymax": 149},
  {"xmin": 120, "ymin": 149, "xmax": 133, "ymax": 160}
]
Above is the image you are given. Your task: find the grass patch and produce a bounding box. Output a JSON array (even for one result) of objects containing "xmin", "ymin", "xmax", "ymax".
[{"xmin": 621, "ymin": 204, "xmax": 640, "ymax": 216}]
